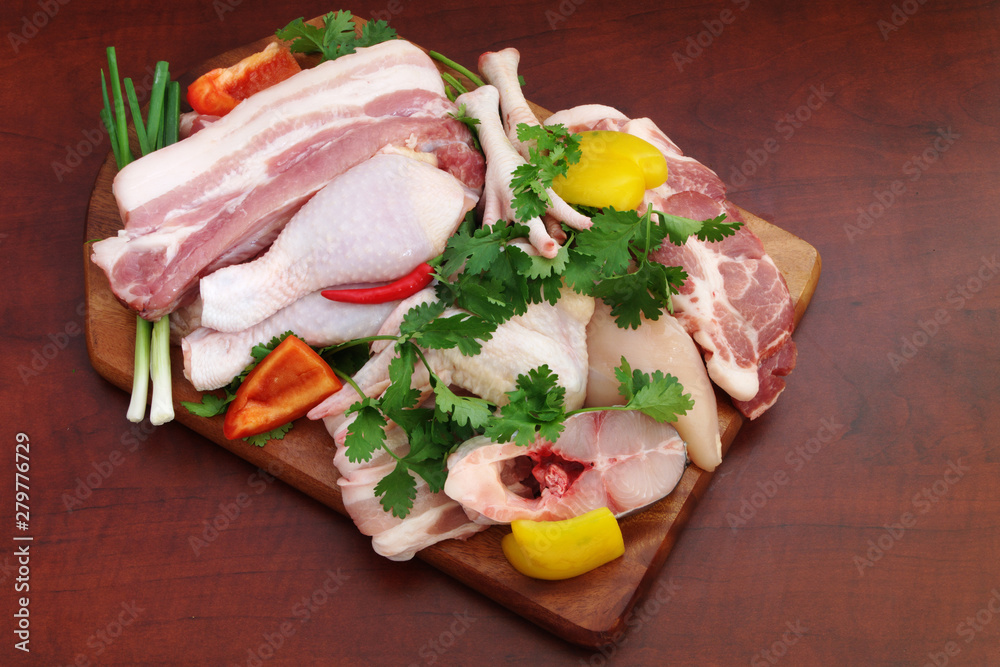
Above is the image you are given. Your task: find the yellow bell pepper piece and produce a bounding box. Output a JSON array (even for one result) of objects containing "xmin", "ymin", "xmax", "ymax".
[
  {"xmin": 501, "ymin": 507, "xmax": 626, "ymax": 580},
  {"xmin": 551, "ymin": 131, "xmax": 668, "ymax": 211}
]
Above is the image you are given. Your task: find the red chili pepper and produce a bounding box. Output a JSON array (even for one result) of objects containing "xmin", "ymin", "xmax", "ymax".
[{"xmin": 321, "ymin": 263, "xmax": 435, "ymax": 304}]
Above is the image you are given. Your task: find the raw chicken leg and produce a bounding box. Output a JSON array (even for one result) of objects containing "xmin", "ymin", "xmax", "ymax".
[
  {"xmin": 456, "ymin": 86, "xmax": 590, "ymax": 258},
  {"xmin": 478, "ymin": 48, "xmax": 542, "ymax": 155},
  {"xmin": 198, "ymin": 154, "xmax": 476, "ymax": 332},
  {"xmin": 181, "ymin": 292, "xmax": 399, "ymax": 391},
  {"xmin": 477, "ymin": 50, "xmax": 592, "ymax": 228}
]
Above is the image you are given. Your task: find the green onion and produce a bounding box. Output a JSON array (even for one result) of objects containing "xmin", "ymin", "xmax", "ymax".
[
  {"xmin": 147, "ymin": 77, "xmax": 181, "ymax": 426},
  {"xmin": 100, "ymin": 73, "xmax": 123, "ymax": 169},
  {"xmin": 441, "ymin": 72, "xmax": 468, "ymax": 97},
  {"xmin": 164, "ymin": 80, "xmax": 180, "ymax": 146},
  {"xmin": 101, "ymin": 47, "xmax": 179, "ymax": 425},
  {"xmin": 106, "ymin": 47, "xmax": 132, "ymax": 167},
  {"xmin": 124, "ymin": 78, "xmax": 151, "ymax": 157},
  {"xmin": 144, "ymin": 61, "xmax": 170, "ymax": 150},
  {"xmin": 126, "ymin": 317, "xmax": 152, "ymax": 423},
  {"xmin": 427, "ymin": 51, "xmax": 485, "ymax": 88},
  {"xmin": 149, "ymin": 316, "xmax": 174, "ymax": 425}
]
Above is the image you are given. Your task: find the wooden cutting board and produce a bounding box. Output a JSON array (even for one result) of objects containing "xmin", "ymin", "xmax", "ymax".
[{"xmin": 83, "ymin": 25, "xmax": 822, "ymax": 648}]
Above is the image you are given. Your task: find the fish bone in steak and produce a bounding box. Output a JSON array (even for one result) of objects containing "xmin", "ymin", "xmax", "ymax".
[{"xmin": 91, "ymin": 39, "xmax": 484, "ymax": 321}]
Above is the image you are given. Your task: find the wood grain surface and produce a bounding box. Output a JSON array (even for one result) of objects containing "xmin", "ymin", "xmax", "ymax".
[
  {"xmin": 3, "ymin": 1, "xmax": 998, "ymax": 665},
  {"xmin": 82, "ymin": 29, "xmax": 820, "ymax": 645}
]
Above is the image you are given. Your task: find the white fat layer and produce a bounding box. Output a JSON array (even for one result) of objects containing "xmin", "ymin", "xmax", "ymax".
[{"xmin": 113, "ymin": 41, "xmax": 445, "ymax": 214}]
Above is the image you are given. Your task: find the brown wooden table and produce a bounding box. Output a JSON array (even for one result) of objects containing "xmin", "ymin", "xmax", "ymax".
[{"xmin": 3, "ymin": 1, "xmax": 998, "ymax": 664}]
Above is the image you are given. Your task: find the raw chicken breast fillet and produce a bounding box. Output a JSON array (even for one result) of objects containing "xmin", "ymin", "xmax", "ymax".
[{"xmin": 585, "ymin": 301, "xmax": 723, "ymax": 472}]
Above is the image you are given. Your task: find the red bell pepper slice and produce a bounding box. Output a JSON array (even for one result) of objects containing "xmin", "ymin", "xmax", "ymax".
[
  {"xmin": 223, "ymin": 335, "xmax": 342, "ymax": 440},
  {"xmin": 187, "ymin": 42, "xmax": 301, "ymax": 117}
]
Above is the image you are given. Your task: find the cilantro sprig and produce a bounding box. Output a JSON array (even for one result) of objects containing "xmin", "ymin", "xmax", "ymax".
[
  {"xmin": 276, "ymin": 11, "xmax": 396, "ymax": 62},
  {"xmin": 342, "ymin": 335, "xmax": 693, "ymax": 518},
  {"xmin": 341, "ymin": 336, "xmax": 487, "ymax": 518},
  {"xmin": 485, "ymin": 359, "xmax": 693, "ymax": 448},
  {"xmin": 510, "ymin": 123, "xmax": 582, "ymax": 223},
  {"xmin": 563, "ymin": 206, "xmax": 689, "ymax": 328},
  {"xmin": 562, "ymin": 207, "xmax": 742, "ymax": 328}
]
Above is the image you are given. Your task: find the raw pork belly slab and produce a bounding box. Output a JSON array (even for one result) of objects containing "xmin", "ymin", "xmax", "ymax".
[
  {"xmin": 91, "ymin": 39, "xmax": 484, "ymax": 320},
  {"xmin": 331, "ymin": 410, "xmax": 487, "ymax": 561},
  {"xmin": 544, "ymin": 105, "xmax": 796, "ymax": 418}
]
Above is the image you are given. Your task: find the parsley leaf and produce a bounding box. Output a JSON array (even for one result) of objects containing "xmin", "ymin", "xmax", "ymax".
[
  {"xmin": 614, "ymin": 356, "xmax": 694, "ymax": 423},
  {"xmin": 568, "ymin": 208, "xmax": 687, "ymax": 328},
  {"xmin": 374, "ymin": 462, "xmax": 417, "ymax": 518},
  {"xmin": 358, "ymin": 17, "xmax": 398, "ymax": 47},
  {"xmin": 251, "ymin": 331, "xmax": 295, "ymax": 363},
  {"xmin": 408, "ymin": 458, "xmax": 448, "ymax": 495},
  {"xmin": 411, "ymin": 312, "xmax": 494, "ymax": 356},
  {"xmin": 344, "ymin": 398, "xmax": 389, "ymax": 464},
  {"xmin": 573, "ymin": 207, "xmax": 648, "ymax": 277},
  {"xmin": 398, "ymin": 300, "xmax": 448, "ymax": 339},
  {"xmin": 431, "ymin": 379, "xmax": 493, "ymax": 429},
  {"xmin": 510, "ymin": 123, "xmax": 581, "ymax": 223},
  {"xmin": 180, "ymin": 392, "xmax": 230, "ymax": 418},
  {"xmin": 276, "ymin": 11, "xmax": 396, "ymax": 63},
  {"xmin": 380, "ymin": 343, "xmax": 422, "ymax": 414},
  {"xmin": 275, "ymin": 17, "xmax": 328, "ymax": 55},
  {"xmin": 696, "ymin": 213, "xmax": 744, "ymax": 242},
  {"xmin": 591, "ymin": 263, "xmax": 675, "ymax": 329},
  {"xmin": 244, "ymin": 422, "xmax": 293, "ymax": 447},
  {"xmin": 655, "ymin": 211, "xmax": 741, "ymax": 245},
  {"xmin": 484, "ymin": 365, "xmax": 567, "ymax": 447}
]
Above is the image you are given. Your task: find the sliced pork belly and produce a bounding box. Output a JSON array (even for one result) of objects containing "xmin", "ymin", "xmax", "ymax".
[
  {"xmin": 181, "ymin": 292, "xmax": 399, "ymax": 391},
  {"xmin": 444, "ymin": 411, "xmax": 688, "ymax": 524},
  {"xmin": 543, "ymin": 105, "xmax": 796, "ymax": 418},
  {"xmin": 585, "ymin": 301, "xmax": 722, "ymax": 472},
  {"xmin": 198, "ymin": 153, "xmax": 476, "ymax": 333},
  {"xmin": 330, "ymin": 409, "xmax": 486, "ymax": 561},
  {"xmin": 92, "ymin": 39, "xmax": 484, "ymax": 320}
]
